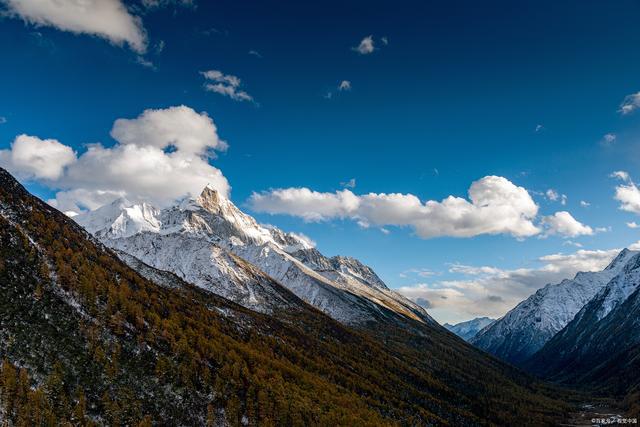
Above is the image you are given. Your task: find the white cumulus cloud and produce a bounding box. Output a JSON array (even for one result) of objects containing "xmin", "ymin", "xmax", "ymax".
[
  {"xmin": 0, "ymin": 134, "xmax": 77, "ymax": 180},
  {"xmin": 1, "ymin": 0, "xmax": 147, "ymax": 53},
  {"xmin": 612, "ymin": 171, "xmax": 640, "ymax": 214},
  {"xmin": 110, "ymin": 105, "xmax": 227, "ymax": 155},
  {"xmin": 250, "ymin": 176, "xmax": 545, "ymax": 239},
  {"xmin": 250, "ymin": 176, "xmax": 596, "ymax": 240},
  {"xmin": 542, "ymin": 211, "xmax": 594, "ymax": 237},
  {"xmin": 1, "ymin": 105, "xmax": 230, "ymax": 212}
]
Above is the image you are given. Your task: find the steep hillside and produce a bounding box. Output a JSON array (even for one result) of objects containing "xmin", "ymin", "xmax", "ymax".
[
  {"xmin": 471, "ymin": 249, "xmax": 636, "ymax": 365},
  {"xmin": 0, "ymin": 168, "xmax": 571, "ymax": 425},
  {"xmin": 526, "ymin": 254, "xmax": 640, "ymax": 415}
]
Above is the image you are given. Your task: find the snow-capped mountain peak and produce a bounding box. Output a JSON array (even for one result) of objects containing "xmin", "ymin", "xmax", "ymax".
[
  {"xmin": 76, "ymin": 197, "xmax": 161, "ymax": 239},
  {"xmin": 605, "ymin": 248, "xmax": 633, "ymax": 270},
  {"xmin": 75, "ymin": 185, "xmax": 434, "ymax": 326}
]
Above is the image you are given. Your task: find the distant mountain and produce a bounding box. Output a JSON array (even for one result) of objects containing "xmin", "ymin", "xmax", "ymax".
[
  {"xmin": 526, "ymin": 253, "xmax": 640, "ymax": 413},
  {"xmin": 75, "ymin": 185, "xmax": 433, "ymax": 327},
  {"xmin": 444, "ymin": 317, "xmax": 495, "ymax": 341},
  {"xmin": 471, "ymin": 249, "xmax": 636, "ymax": 365},
  {"xmin": 0, "ymin": 167, "xmax": 572, "ymax": 424}
]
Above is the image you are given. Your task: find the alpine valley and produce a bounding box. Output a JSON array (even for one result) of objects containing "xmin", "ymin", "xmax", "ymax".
[
  {"xmin": 471, "ymin": 248, "xmax": 640, "ymax": 416},
  {"xmin": 4, "ymin": 1, "xmax": 640, "ymax": 424},
  {"xmin": 0, "ymin": 168, "xmax": 574, "ymax": 425}
]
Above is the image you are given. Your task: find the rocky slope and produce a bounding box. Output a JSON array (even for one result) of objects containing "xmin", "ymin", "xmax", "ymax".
[
  {"xmin": 75, "ymin": 186, "xmax": 433, "ymax": 327},
  {"xmin": 444, "ymin": 317, "xmax": 495, "ymax": 341},
  {"xmin": 471, "ymin": 249, "xmax": 636, "ymax": 365}
]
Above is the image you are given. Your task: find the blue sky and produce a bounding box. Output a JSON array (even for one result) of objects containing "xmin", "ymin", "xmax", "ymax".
[{"xmin": 1, "ymin": 0, "xmax": 640, "ymax": 323}]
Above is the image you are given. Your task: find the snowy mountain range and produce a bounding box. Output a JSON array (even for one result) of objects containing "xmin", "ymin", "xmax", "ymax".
[
  {"xmin": 75, "ymin": 185, "xmax": 434, "ymax": 327},
  {"xmin": 0, "ymin": 166, "xmax": 576, "ymax": 425},
  {"xmin": 527, "ymin": 251, "xmax": 640, "ymax": 396},
  {"xmin": 444, "ymin": 317, "xmax": 495, "ymax": 341},
  {"xmin": 471, "ymin": 248, "xmax": 637, "ymax": 365}
]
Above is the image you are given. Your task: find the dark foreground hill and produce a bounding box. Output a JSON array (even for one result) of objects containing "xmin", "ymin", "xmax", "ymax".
[{"xmin": 0, "ymin": 168, "xmax": 570, "ymax": 425}]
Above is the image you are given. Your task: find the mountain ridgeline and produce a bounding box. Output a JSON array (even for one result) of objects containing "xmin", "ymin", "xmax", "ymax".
[
  {"xmin": 444, "ymin": 317, "xmax": 495, "ymax": 341},
  {"xmin": 0, "ymin": 167, "xmax": 572, "ymax": 425},
  {"xmin": 74, "ymin": 185, "xmax": 434, "ymax": 328}
]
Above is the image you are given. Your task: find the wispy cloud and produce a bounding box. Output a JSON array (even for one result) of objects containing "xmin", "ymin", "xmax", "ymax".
[
  {"xmin": 325, "ymin": 80, "xmax": 352, "ymax": 99},
  {"xmin": 352, "ymin": 35, "xmax": 375, "ymax": 54},
  {"xmin": 545, "ymin": 189, "xmax": 567, "ymax": 205},
  {"xmin": 340, "ymin": 178, "xmax": 356, "ymax": 189},
  {"xmin": 154, "ymin": 40, "xmax": 165, "ymax": 54},
  {"xmin": 399, "ymin": 268, "xmax": 437, "ymax": 279},
  {"xmin": 141, "ymin": 0, "xmax": 196, "ymax": 9},
  {"xmin": 338, "ymin": 80, "xmax": 352, "ymax": 91},
  {"xmin": 201, "ymin": 70, "xmax": 255, "ymax": 103},
  {"xmin": 619, "ymin": 91, "xmax": 640, "ymax": 115},
  {"xmin": 600, "ymin": 133, "xmax": 616, "ymax": 146},
  {"xmin": 397, "ymin": 248, "xmax": 622, "ymax": 323},
  {"xmin": 135, "ymin": 56, "xmax": 156, "ymax": 70}
]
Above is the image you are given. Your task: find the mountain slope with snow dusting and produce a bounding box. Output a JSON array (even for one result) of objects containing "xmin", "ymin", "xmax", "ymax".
[
  {"xmin": 75, "ymin": 186, "xmax": 433, "ymax": 326},
  {"xmin": 470, "ymin": 249, "xmax": 637, "ymax": 365},
  {"xmin": 526, "ymin": 252, "xmax": 640, "ymax": 405},
  {"xmin": 0, "ymin": 167, "xmax": 574, "ymax": 426}
]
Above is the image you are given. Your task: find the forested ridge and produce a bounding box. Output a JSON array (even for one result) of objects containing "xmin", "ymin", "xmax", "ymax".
[{"xmin": 0, "ymin": 168, "xmax": 570, "ymax": 426}]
